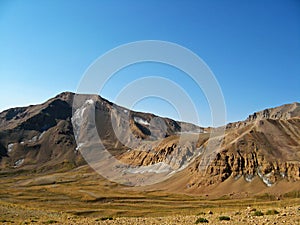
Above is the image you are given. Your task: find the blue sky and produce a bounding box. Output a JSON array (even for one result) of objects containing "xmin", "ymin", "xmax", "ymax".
[{"xmin": 0, "ymin": 0, "xmax": 299, "ymax": 126}]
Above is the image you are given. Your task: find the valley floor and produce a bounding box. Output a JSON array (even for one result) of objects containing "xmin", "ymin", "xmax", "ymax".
[
  {"xmin": 0, "ymin": 167, "xmax": 299, "ymax": 224},
  {"xmin": 0, "ymin": 201, "xmax": 299, "ymax": 224}
]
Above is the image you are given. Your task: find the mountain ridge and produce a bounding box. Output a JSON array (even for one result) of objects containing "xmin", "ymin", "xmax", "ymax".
[{"xmin": 0, "ymin": 92, "xmax": 299, "ymax": 195}]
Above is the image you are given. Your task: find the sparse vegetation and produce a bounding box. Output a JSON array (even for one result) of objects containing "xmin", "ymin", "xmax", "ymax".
[
  {"xmin": 43, "ymin": 220, "xmax": 58, "ymax": 224},
  {"xmin": 0, "ymin": 220, "xmax": 14, "ymax": 223},
  {"xmin": 255, "ymin": 193, "xmax": 277, "ymax": 201},
  {"xmin": 195, "ymin": 217, "xmax": 209, "ymax": 223},
  {"xmin": 219, "ymin": 216, "xmax": 230, "ymax": 221},
  {"xmin": 95, "ymin": 216, "xmax": 113, "ymax": 221},
  {"xmin": 266, "ymin": 209, "xmax": 279, "ymax": 215},
  {"xmin": 0, "ymin": 199, "xmax": 299, "ymax": 224},
  {"xmin": 253, "ymin": 210, "xmax": 264, "ymax": 216},
  {"xmin": 0, "ymin": 166, "xmax": 299, "ymax": 225},
  {"xmin": 283, "ymin": 191, "xmax": 300, "ymax": 198}
]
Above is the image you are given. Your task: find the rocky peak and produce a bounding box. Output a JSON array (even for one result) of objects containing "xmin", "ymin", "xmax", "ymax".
[{"xmin": 247, "ymin": 102, "xmax": 300, "ymax": 121}]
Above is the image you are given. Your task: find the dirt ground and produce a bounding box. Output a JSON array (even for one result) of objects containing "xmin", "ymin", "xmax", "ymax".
[
  {"xmin": 0, "ymin": 168, "xmax": 299, "ymax": 224},
  {"xmin": 0, "ymin": 199, "xmax": 299, "ymax": 224}
]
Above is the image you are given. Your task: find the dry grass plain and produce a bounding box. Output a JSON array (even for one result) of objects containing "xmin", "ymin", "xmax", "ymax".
[{"xmin": 0, "ymin": 166, "xmax": 299, "ymax": 224}]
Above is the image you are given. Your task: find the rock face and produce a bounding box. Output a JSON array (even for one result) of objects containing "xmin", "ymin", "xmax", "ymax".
[
  {"xmin": 247, "ymin": 102, "xmax": 300, "ymax": 121},
  {"xmin": 0, "ymin": 92, "xmax": 299, "ymax": 192}
]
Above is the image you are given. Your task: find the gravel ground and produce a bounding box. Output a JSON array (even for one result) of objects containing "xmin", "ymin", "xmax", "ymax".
[{"xmin": 1, "ymin": 204, "xmax": 299, "ymax": 224}]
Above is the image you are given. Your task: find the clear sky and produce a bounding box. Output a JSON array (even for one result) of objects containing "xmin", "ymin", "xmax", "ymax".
[{"xmin": 0, "ymin": 0, "xmax": 299, "ymax": 126}]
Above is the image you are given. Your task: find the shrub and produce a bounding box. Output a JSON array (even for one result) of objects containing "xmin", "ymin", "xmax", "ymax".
[
  {"xmin": 255, "ymin": 193, "xmax": 277, "ymax": 201},
  {"xmin": 253, "ymin": 210, "xmax": 264, "ymax": 216},
  {"xmin": 283, "ymin": 191, "xmax": 300, "ymax": 198},
  {"xmin": 195, "ymin": 217, "xmax": 209, "ymax": 223},
  {"xmin": 219, "ymin": 216, "xmax": 230, "ymax": 221},
  {"xmin": 43, "ymin": 220, "xmax": 58, "ymax": 224},
  {"xmin": 95, "ymin": 217, "xmax": 113, "ymax": 221},
  {"xmin": 266, "ymin": 209, "xmax": 279, "ymax": 215}
]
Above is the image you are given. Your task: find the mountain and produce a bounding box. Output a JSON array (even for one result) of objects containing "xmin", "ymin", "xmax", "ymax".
[
  {"xmin": 117, "ymin": 102, "xmax": 300, "ymax": 193},
  {"xmin": 0, "ymin": 92, "xmax": 200, "ymax": 172},
  {"xmin": 0, "ymin": 92, "xmax": 299, "ymax": 195},
  {"xmin": 185, "ymin": 102, "xmax": 300, "ymax": 191},
  {"xmin": 0, "ymin": 92, "xmax": 80, "ymax": 171}
]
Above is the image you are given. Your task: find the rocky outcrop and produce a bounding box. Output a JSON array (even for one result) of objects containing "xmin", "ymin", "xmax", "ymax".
[
  {"xmin": 188, "ymin": 149, "xmax": 300, "ymax": 188},
  {"xmin": 247, "ymin": 102, "xmax": 300, "ymax": 121},
  {"xmin": 119, "ymin": 135, "xmax": 201, "ymax": 169}
]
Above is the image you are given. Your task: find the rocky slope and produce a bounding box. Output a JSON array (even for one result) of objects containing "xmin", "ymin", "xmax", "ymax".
[
  {"xmin": 118, "ymin": 102, "xmax": 300, "ymax": 190},
  {"xmin": 186, "ymin": 103, "xmax": 300, "ymax": 188},
  {"xmin": 0, "ymin": 92, "xmax": 299, "ymax": 193},
  {"xmin": 0, "ymin": 92, "xmax": 83, "ymax": 171},
  {"xmin": 0, "ymin": 92, "xmax": 201, "ymax": 172}
]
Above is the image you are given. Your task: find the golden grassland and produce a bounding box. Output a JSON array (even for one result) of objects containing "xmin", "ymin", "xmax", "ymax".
[{"xmin": 0, "ymin": 166, "xmax": 299, "ymax": 224}]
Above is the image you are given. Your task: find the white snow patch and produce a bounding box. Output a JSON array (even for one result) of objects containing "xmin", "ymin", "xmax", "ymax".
[
  {"xmin": 257, "ymin": 169, "xmax": 273, "ymax": 187},
  {"xmin": 126, "ymin": 162, "xmax": 172, "ymax": 174},
  {"xmin": 265, "ymin": 172, "xmax": 272, "ymax": 177},
  {"xmin": 20, "ymin": 141, "xmax": 25, "ymax": 145},
  {"xmin": 29, "ymin": 136, "xmax": 38, "ymax": 142},
  {"xmin": 72, "ymin": 98, "xmax": 95, "ymax": 130},
  {"xmin": 7, "ymin": 143, "xmax": 14, "ymax": 153},
  {"xmin": 85, "ymin": 99, "xmax": 94, "ymax": 105},
  {"xmin": 134, "ymin": 117, "xmax": 150, "ymax": 126},
  {"xmin": 244, "ymin": 174, "xmax": 254, "ymax": 182},
  {"xmin": 262, "ymin": 177, "xmax": 273, "ymax": 187},
  {"xmin": 234, "ymin": 174, "xmax": 242, "ymax": 181},
  {"xmin": 257, "ymin": 168, "xmax": 263, "ymax": 177},
  {"xmin": 38, "ymin": 131, "xmax": 46, "ymax": 140},
  {"xmin": 14, "ymin": 159, "xmax": 24, "ymax": 167},
  {"xmin": 74, "ymin": 107, "xmax": 86, "ymax": 123},
  {"xmin": 75, "ymin": 143, "xmax": 85, "ymax": 151},
  {"xmin": 179, "ymin": 128, "xmax": 204, "ymax": 134},
  {"xmin": 179, "ymin": 131, "xmax": 200, "ymax": 135},
  {"xmin": 280, "ymin": 172, "xmax": 286, "ymax": 178},
  {"xmin": 124, "ymin": 109, "xmax": 128, "ymax": 113}
]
